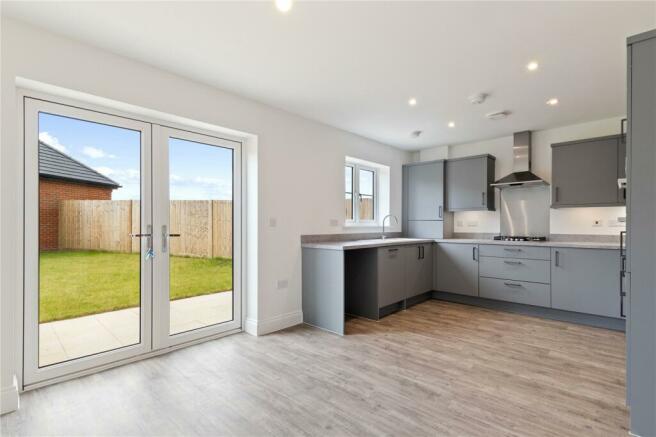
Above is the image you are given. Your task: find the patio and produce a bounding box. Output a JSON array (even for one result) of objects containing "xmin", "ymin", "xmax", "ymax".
[{"xmin": 39, "ymin": 291, "xmax": 233, "ymax": 366}]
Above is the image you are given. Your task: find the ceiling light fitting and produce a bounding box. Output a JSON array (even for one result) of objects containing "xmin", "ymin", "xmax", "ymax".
[
  {"xmin": 527, "ymin": 61, "xmax": 539, "ymax": 71},
  {"xmin": 486, "ymin": 110, "xmax": 511, "ymax": 120},
  {"xmin": 411, "ymin": 130, "xmax": 422, "ymax": 138},
  {"xmin": 448, "ymin": 121, "xmax": 456, "ymax": 128},
  {"xmin": 546, "ymin": 98, "xmax": 559, "ymax": 106},
  {"xmin": 275, "ymin": 0, "xmax": 293, "ymax": 13},
  {"xmin": 408, "ymin": 98, "xmax": 417, "ymax": 107},
  {"xmin": 468, "ymin": 93, "xmax": 488, "ymax": 105}
]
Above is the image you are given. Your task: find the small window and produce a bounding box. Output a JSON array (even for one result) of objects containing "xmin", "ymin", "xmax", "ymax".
[{"xmin": 345, "ymin": 163, "xmax": 377, "ymax": 224}]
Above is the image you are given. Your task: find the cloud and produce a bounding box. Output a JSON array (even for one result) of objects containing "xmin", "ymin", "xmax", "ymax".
[
  {"xmin": 94, "ymin": 166, "xmax": 115, "ymax": 176},
  {"xmin": 39, "ymin": 132, "xmax": 68, "ymax": 154},
  {"xmin": 83, "ymin": 146, "xmax": 116, "ymax": 159}
]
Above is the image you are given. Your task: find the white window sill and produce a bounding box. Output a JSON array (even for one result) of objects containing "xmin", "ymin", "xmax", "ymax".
[{"xmin": 343, "ymin": 222, "xmax": 381, "ymax": 229}]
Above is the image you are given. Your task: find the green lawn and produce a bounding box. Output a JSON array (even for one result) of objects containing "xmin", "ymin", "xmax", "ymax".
[{"xmin": 39, "ymin": 250, "xmax": 232, "ymax": 323}]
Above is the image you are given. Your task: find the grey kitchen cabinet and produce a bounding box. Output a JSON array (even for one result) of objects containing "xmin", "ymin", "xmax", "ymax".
[
  {"xmin": 406, "ymin": 161, "xmax": 444, "ymax": 220},
  {"xmin": 551, "ymin": 134, "xmax": 625, "ymax": 207},
  {"xmin": 446, "ymin": 155, "xmax": 495, "ymax": 211},
  {"xmin": 377, "ymin": 246, "xmax": 406, "ymax": 307},
  {"xmin": 405, "ymin": 243, "xmax": 433, "ymax": 299},
  {"xmin": 626, "ymin": 30, "xmax": 656, "ymax": 437},
  {"xmin": 403, "ymin": 160, "xmax": 446, "ymax": 238},
  {"xmin": 435, "ymin": 243, "xmax": 479, "ymax": 296},
  {"xmin": 551, "ymin": 248, "xmax": 621, "ymax": 318}
]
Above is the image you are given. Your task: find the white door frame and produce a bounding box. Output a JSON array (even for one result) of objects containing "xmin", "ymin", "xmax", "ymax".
[
  {"xmin": 22, "ymin": 95, "xmax": 244, "ymax": 388},
  {"xmin": 23, "ymin": 97, "xmax": 153, "ymax": 386},
  {"xmin": 152, "ymin": 125, "xmax": 242, "ymax": 349}
]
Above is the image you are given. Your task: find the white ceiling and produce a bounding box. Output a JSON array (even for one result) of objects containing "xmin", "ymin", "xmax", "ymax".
[{"xmin": 3, "ymin": 1, "xmax": 655, "ymax": 150}]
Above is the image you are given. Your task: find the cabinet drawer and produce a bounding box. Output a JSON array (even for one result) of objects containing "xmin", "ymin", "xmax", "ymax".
[
  {"xmin": 479, "ymin": 277, "xmax": 550, "ymax": 307},
  {"xmin": 479, "ymin": 256, "xmax": 550, "ymax": 283},
  {"xmin": 479, "ymin": 244, "xmax": 550, "ymax": 260}
]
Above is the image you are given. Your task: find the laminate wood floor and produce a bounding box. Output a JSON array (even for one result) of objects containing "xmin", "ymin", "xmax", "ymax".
[{"xmin": 1, "ymin": 300, "xmax": 628, "ymax": 436}]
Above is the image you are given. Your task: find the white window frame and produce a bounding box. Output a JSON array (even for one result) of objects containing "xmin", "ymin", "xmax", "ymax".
[{"xmin": 345, "ymin": 162, "xmax": 378, "ymax": 225}]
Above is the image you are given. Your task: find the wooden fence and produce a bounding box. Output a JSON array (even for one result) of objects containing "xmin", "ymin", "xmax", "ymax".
[
  {"xmin": 345, "ymin": 198, "xmax": 374, "ymax": 221},
  {"xmin": 58, "ymin": 200, "xmax": 233, "ymax": 258}
]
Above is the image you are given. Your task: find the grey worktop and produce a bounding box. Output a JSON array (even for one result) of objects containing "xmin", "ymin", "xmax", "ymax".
[
  {"xmin": 302, "ymin": 237, "xmax": 620, "ymax": 251},
  {"xmin": 302, "ymin": 238, "xmax": 435, "ymax": 251},
  {"xmin": 433, "ymin": 238, "xmax": 620, "ymax": 250}
]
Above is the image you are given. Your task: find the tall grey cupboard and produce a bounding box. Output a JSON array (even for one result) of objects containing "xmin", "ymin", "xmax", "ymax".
[
  {"xmin": 403, "ymin": 160, "xmax": 446, "ymax": 238},
  {"xmin": 626, "ymin": 28, "xmax": 656, "ymax": 437}
]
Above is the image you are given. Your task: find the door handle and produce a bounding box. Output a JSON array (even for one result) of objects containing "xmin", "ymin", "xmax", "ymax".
[
  {"xmin": 418, "ymin": 246, "xmax": 422, "ymax": 260},
  {"xmin": 554, "ymin": 250, "xmax": 560, "ymax": 267},
  {"xmin": 438, "ymin": 205, "xmax": 443, "ymax": 219},
  {"xmin": 503, "ymin": 260, "xmax": 523, "ymax": 265},
  {"xmin": 481, "ymin": 192, "xmax": 485, "ymax": 206},
  {"xmin": 161, "ymin": 225, "xmax": 181, "ymax": 253},
  {"xmin": 554, "ymin": 187, "xmax": 559, "ymax": 202},
  {"xmin": 504, "ymin": 282, "xmax": 523, "ymax": 288},
  {"xmin": 472, "ymin": 246, "xmax": 477, "ymax": 261},
  {"xmin": 130, "ymin": 225, "xmax": 153, "ymax": 260}
]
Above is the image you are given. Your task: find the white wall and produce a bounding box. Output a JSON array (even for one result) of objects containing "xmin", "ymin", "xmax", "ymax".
[
  {"xmin": 0, "ymin": 18, "xmax": 411, "ymax": 410},
  {"xmin": 419, "ymin": 117, "xmax": 627, "ymax": 235}
]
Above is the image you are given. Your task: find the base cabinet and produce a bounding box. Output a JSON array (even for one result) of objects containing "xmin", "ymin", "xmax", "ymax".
[
  {"xmin": 551, "ymin": 248, "xmax": 621, "ymax": 318},
  {"xmin": 377, "ymin": 247, "xmax": 406, "ymax": 307},
  {"xmin": 435, "ymin": 243, "xmax": 479, "ymax": 296},
  {"xmin": 405, "ymin": 244, "xmax": 433, "ymax": 298}
]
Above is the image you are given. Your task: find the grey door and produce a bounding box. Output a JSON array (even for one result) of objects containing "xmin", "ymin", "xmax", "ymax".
[
  {"xmin": 626, "ymin": 30, "xmax": 656, "ymax": 437},
  {"xmin": 407, "ymin": 161, "xmax": 444, "ymax": 221},
  {"xmin": 551, "ymin": 248, "xmax": 621, "ymax": 318},
  {"xmin": 446, "ymin": 157, "xmax": 485, "ymax": 211},
  {"xmin": 435, "ymin": 243, "xmax": 479, "ymax": 296},
  {"xmin": 377, "ymin": 247, "xmax": 406, "ymax": 307},
  {"xmin": 551, "ymin": 137, "xmax": 620, "ymax": 206},
  {"xmin": 405, "ymin": 244, "xmax": 433, "ymax": 298}
]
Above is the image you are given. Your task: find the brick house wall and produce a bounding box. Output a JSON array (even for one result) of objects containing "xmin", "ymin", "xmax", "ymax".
[{"xmin": 39, "ymin": 178, "xmax": 113, "ymax": 250}]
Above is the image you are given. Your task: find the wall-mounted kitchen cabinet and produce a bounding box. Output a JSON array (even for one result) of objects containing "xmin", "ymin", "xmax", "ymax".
[
  {"xmin": 551, "ymin": 134, "xmax": 626, "ymax": 208},
  {"xmin": 403, "ymin": 160, "xmax": 446, "ymax": 238},
  {"xmin": 446, "ymin": 155, "xmax": 495, "ymax": 211},
  {"xmin": 434, "ymin": 243, "xmax": 479, "ymax": 296}
]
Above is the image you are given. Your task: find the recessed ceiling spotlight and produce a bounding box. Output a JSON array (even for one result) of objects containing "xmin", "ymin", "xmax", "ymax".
[
  {"xmin": 275, "ymin": 0, "xmax": 293, "ymax": 13},
  {"xmin": 526, "ymin": 61, "xmax": 539, "ymax": 71},
  {"xmin": 411, "ymin": 130, "xmax": 422, "ymax": 138},
  {"xmin": 408, "ymin": 98, "xmax": 417, "ymax": 107},
  {"xmin": 448, "ymin": 121, "xmax": 456, "ymax": 128},
  {"xmin": 546, "ymin": 97, "xmax": 559, "ymax": 106}
]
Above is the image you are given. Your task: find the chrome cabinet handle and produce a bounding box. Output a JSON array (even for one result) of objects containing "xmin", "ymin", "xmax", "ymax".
[
  {"xmin": 504, "ymin": 282, "xmax": 523, "ymax": 288},
  {"xmin": 472, "ymin": 246, "xmax": 477, "ymax": 261},
  {"xmin": 554, "ymin": 250, "xmax": 560, "ymax": 267},
  {"xmin": 482, "ymin": 192, "xmax": 485, "ymax": 206},
  {"xmin": 503, "ymin": 248, "xmax": 522, "ymax": 252},
  {"xmin": 438, "ymin": 205, "xmax": 443, "ymax": 219},
  {"xmin": 554, "ymin": 187, "xmax": 559, "ymax": 202},
  {"xmin": 503, "ymin": 260, "xmax": 523, "ymax": 265}
]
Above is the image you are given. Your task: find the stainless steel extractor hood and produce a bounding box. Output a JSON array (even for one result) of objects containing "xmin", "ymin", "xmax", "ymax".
[{"xmin": 490, "ymin": 131, "xmax": 548, "ymax": 188}]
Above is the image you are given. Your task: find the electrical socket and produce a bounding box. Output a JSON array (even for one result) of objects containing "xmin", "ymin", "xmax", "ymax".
[
  {"xmin": 269, "ymin": 217, "xmax": 277, "ymax": 228},
  {"xmin": 276, "ymin": 279, "xmax": 288, "ymax": 290},
  {"xmin": 467, "ymin": 221, "xmax": 478, "ymax": 227}
]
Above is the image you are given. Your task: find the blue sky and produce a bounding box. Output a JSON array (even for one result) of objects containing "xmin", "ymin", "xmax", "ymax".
[{"xmin": 39, "ymin": 113, "xmax": 233, "ymax": 200}]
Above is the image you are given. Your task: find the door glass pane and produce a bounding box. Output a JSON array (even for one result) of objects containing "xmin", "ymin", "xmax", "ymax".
[
  {"xmin": 345, "ymin": 166, "xmax": 353, "ymax": 220},
  {"xmin": 359, "ymin": 168, "xmax": 375, "ymax": 221},
  {"xmin": 38, "ymin": 112, "xmax": 141, "ymax": 367},
  {"xmin": 168, "ymin": 137, "xmax": 234, "ymax": 335}
]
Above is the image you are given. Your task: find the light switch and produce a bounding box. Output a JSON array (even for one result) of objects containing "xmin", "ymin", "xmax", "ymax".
[{"xmin": 269, "ymin": 217, "xmax": 277, "ymax": 228}]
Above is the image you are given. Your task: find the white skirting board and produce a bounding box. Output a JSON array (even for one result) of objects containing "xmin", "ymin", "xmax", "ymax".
[
  {"xmin": 1, "ymin": 376, "xmax": 19, "ymax": 415},
  {"xmin": 245, "ymin": 311, "xmax": 303, "ymax": 336}
]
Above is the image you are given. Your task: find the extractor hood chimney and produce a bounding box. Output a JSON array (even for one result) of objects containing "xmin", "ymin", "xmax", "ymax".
[{"xmin": 490, "ymin": 131, "xmax": 548, "ymax": 188}]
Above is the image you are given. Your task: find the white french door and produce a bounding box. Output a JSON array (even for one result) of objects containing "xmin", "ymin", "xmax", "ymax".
[
  {"xmin": 23, "ymin": 97, "xmax": 241, "ymax": 387},
  {"xmin": 151, "ymin": 126, "xmax": 241, "ymax": 349}
]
